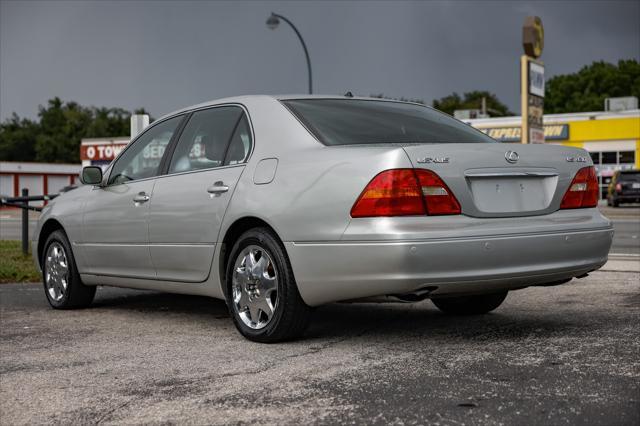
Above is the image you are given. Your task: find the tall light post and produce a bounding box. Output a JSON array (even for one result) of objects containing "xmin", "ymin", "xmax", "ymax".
[{"xmin": 266, "ymin": 12, "xmax": 313, "ymax": 94}]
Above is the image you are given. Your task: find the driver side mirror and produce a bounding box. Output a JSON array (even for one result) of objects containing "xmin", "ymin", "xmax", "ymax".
[{"xmin": 81, "ymin": 166, "xmax": 103, "ymax": 186}]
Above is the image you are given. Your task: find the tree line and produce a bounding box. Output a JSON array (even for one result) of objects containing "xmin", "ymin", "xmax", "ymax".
[
  {"xmin": 1, "ymin": 59, "xmax": 638, "ymax": 164},
  {"xmin": 375, "ymin": 59, "xmax": 638, "ymax": 116},
  {"xmin": 0, "ymin": 98, "xmax": 151, "ymax": 163}
]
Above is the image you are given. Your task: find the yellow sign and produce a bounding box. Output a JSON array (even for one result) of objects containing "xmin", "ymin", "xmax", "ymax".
[
  {"xmin": 480, "ymin": 124, "xmax": 569, "ymax": 142},
  {"xmin": 523, "ymin": 16, "xmax": 544, "ymax": 58}
]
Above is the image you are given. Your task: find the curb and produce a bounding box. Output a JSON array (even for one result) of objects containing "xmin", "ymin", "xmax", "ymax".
[{"xmin": 598, "ymin": 259, "xmax": 640, "ymax": 273}]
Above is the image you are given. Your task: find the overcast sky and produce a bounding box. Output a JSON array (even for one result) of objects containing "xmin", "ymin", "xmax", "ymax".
[{"xmin": 1, "ymin": 0, "xmax": 638, "ymax": 121}]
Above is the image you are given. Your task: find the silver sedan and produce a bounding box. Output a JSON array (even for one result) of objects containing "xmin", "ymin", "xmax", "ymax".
[{"xmin": 33, "ymin": 96, "xmax": 613, "ymax": 342}]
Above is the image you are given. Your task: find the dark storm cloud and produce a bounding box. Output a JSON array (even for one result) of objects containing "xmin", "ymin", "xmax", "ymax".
[{"xmin": 1, "ymin": 0, "xmax": 638, "ymax": 120}]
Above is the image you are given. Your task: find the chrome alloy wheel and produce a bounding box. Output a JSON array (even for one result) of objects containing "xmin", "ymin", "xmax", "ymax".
[
  {"xmin": 44, "ymin": 242, "xmax": 69, "ymax": 302},
  {"xmin": 232, "ymin": 245, "xmax": 279, "ymax": 330}
]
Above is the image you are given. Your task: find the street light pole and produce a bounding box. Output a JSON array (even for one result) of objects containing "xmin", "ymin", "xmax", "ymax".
[{"xmin": 266, "ymin": 13, "xmax": 313, "ymax": 94}]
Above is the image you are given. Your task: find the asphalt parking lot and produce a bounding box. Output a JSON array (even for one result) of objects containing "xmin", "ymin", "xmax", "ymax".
[{"xmin": 1, "ymin": 266, "xmax": 638, "ymax": 425}]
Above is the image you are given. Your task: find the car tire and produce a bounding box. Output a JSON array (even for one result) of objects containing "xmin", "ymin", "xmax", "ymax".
[
  {"xmin": 42, "ymin": 230, "xmax": 96, "ymax": 309},
  {"xmin": 431, "ymin": 291, "xmax": 508, "ymax": 315},
  {"xmin": 225, "ymin": 227, "xmax": 312, "ymax": 343}
]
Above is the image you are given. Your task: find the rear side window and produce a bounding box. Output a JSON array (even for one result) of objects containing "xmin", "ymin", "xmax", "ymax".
[
  {"xmin": 169, "ymin": 106, "xmax": 247, "ymax": 174},
  {"xmin": 224, "ymin": 114, "xmax": 252, "ymax": 165},
  {"xmin": 282, "ymin": 99, "xmax": 496, "ymax": 145}
]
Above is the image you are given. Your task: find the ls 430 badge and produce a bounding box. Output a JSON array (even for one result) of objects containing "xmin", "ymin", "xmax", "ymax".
[{"xmin": 566, "ymin": 156, "xmax": 587, "ymax": 163}]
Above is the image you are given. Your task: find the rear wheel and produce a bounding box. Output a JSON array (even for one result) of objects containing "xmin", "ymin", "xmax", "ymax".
[
  {"xmin": 431, "ymin": 291, "xmax": 507, "ymax": 315},
  {"xmin": 42, "ymin": 230, "xmax": 96, "ymax": 309},
  {"xmin": 225, "ymin": 227, "xmax": 312, "ymax": 343}
]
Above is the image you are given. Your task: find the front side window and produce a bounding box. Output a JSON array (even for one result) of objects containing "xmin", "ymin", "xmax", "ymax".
[
  {"xmin": 282, "ymin": 99, "xmax": 497, "ymax": 145},
  {"xmin": 108, "ymin": 115, "xmax": 183, "ymax": 185},
  {"xmin": 168, "ymin": 106, "xmax": 249, "ymax": 174}
]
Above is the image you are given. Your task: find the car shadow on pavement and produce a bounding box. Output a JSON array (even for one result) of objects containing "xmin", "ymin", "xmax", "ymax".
[
  {"xmin": 89, "ymin": 288, "xmax": 582, "ymax": 342},
  {"xmin": 305, "ymin": 302, "xmax": 582, "ymax": 342},
  {"xmin": 91, "ymin": 289, "xmax": 231, "ymax": 319}
]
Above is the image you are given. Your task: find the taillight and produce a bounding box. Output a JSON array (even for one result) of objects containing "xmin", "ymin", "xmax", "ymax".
[
  {"xmin": 350, "ymin": 169, "xmax": 461, "ymax": 217},
  {"xmin": 560, "ymin": 166, "xmax": 599, "ymax": 209},
  {"xmin": 415, "ymin": 169, "xmax": 461, "ymax": 215},
  {"xmin": 615, "ymin": 183, "xmax": 622, "ymax": 192},
  {"xmin": 350, "ymin": 169, "xmax": 425, "ymax": 217}
]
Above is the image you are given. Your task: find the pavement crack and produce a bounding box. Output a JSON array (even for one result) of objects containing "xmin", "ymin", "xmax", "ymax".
[
  {"xmin": 94, "ymin": 396, "xmax": 141, "ymax": 425},
  {"xmin": 286, "ymin": 337, "xmax": 350, "ymax": 359}
]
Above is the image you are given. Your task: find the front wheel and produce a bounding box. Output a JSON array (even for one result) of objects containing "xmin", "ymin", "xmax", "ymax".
[
  {"xmin": 225, "ymin": 227, "xmax": 312, "ymax": 343},
  {"xmin": 42, "ymin": 230, "xmax": 96, "ymax": 309},
  {"xmin": 431, "ymin": 291, "xmax": 508, "ymax": 315}
]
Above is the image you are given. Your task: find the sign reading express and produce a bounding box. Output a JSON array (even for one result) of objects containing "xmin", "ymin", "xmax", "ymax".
[{"xmin": 479, "ymin": 124, "xmax": 569, "ymax": 143}]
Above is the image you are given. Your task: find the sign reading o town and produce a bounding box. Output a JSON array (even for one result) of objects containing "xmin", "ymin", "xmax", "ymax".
[{"xmin": 80, "ymin": 140, "xmax": 129, "ymax": 161}]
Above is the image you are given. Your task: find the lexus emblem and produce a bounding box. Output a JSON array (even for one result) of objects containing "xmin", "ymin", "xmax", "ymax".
[{"xmin": 505, "ymin": 151, "xmax": 519, "ymax": 164}]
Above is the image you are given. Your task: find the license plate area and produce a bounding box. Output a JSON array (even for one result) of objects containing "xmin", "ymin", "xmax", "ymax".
[{"xmin": 468, "ymin": 176, "xmax": 558, "ymax": 213}]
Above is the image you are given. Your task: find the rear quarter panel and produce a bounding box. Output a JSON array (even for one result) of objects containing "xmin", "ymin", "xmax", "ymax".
[{"xmin": 219, "ymin": 98, "xmax": 414, "ymax": 243}]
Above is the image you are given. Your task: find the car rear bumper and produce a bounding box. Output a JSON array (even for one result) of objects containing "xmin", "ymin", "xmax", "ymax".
[
  {"xmin": 612, "ymin": 193, "xmax": 640, "ymax": 202},
  {"xmin": 286, "ymin": 211, "xmax": 614, "ymax": 306}
]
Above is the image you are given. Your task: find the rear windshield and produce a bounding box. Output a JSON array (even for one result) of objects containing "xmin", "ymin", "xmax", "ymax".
[
  {"xmin": 620, "ymin": 171, "xmax": 640, "ymax": 182},
  {"xmin": 282, "ymin": 99, "xmax": 497, "ymax": 146}
]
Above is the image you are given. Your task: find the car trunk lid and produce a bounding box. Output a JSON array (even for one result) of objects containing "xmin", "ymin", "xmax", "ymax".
[{"xmin": 402, "ymin": 143, "xmax": 591, "ymax": 218}]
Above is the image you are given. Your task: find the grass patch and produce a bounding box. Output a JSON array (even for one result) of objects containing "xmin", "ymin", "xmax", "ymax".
[{"xmin": 0, "ymin": 240, "xmax": 41, "ymax": 283}]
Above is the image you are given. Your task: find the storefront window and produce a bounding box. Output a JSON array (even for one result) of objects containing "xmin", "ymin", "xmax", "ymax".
[
  {"xmin": 601, "ymin": 152, "xmax": 617, "ymax": 164},
  {"xmin": 589, "ymin": 152, "xmax": 600, "ymax": 164},
  {"xmin": 619, "ymin": 151, "xmax": 635, "ymax": 164}
]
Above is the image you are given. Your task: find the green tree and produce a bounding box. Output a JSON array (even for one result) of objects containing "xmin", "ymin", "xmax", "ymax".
[
  {"xmin": 545, "ymin": 59, "xmax": 640, "ymax": 113},
  {"xmin": 35, "ymin": 98, "xmax": 92, "ymax": 163},
  {"xmin": 0, "ymin": 98, "xmax": 152, "ymax": 163},
  {"xmin": 432, "ymin": 91, "xmax": 513, "ymax": 117},
  {"xmin": 0, "ymin": 113, "xmax": 39, "ymax": 161}
]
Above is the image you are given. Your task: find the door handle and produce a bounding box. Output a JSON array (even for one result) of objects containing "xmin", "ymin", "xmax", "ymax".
[
  {"xmin": 207, "ymin": 181, "xmax": 229, "ymax": 195},
  {"xmin": 133, "ymin": 192, "xmax": 150, "ymax": 204}
]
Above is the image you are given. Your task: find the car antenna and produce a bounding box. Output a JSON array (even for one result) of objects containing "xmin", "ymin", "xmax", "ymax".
[{"xmin": 344, "ymin": 91, "xmax": 354, "ymax": 98}]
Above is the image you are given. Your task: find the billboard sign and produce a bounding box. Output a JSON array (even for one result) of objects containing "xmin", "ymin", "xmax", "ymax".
[
  {"xmin": 529, "ymin": 61, "xmax": 545, "ymax": 98},
  {"xmin": 478, "ymin": 124, "xmax": 568, "ymax": 143},
  {"xmin": 80, "ymin": 141, "xmax": 128, "ymax": 161},
  {"xmin": 520, "ymin": 16, "xmax": 545, "ymax": 144}
]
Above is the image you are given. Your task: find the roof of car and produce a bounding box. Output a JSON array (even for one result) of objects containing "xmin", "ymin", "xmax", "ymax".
[{"xmin": 155, "ymin": 94, "xmax": 426, "ymax": 123}]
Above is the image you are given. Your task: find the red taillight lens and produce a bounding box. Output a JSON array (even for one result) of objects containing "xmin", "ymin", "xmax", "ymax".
[
  {"xmin": 350, "ymin": 169, "xmax": 425, "ymax": 217},
  {"xmin": 615, "ymin": 183, "xmax": 622, "ymax": 192},
  {"xmin": 415, "ymin": 169, "xmax": 461, "ymax": 215},
  {"xmin": 350, "ymin": 169, "xmax": 461, "ymax": 217},
  {"xmin": 560, "ymin": 166, "xmax": 599, "ymax": 209}
]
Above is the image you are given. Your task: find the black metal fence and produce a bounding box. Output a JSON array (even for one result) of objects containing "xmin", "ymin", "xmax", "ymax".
[{"xmin": 1, "ymin": 189, "xmax": 58, "ymax": 255}]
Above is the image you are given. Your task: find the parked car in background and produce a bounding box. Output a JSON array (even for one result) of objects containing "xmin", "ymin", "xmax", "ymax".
[
  {"xmin": 607, "ymin": 170, "xmax": 640, "ymax": 206},
  {"xmin": 32, "ymin": 95, "xmax": 614, "ymax": 342}
]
